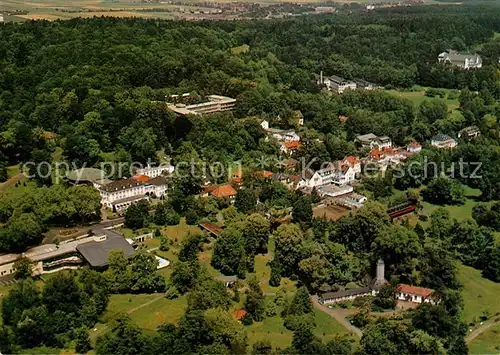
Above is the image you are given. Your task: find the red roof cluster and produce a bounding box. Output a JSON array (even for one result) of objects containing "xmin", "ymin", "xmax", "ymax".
[{"xmin": 397, "ymin": 284, "xmax": 434, "ymax": 298}]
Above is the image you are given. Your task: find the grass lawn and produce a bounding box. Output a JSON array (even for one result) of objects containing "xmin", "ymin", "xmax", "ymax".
[
  {"xmin": 246, "ymin": 313, "xmax": 293, "ymax": 349},
  {"xmin": 161, "ymin": 219, "xmax": 201, "ymax": 243},
  {"xmin": 103, "ymin": 293, "xmax": 187, "ymax": 331},
  {"xmin": 245, "ymin": 301, "xmax": 355, "ymax": 350},
  {"xmin": 458, "ymin": 264, "xmax": 500, "ymax": 324},
  {"xmin": 253, "ymin": 253, "xmax": 296, "ymax": 294},
  {"xmin": 387, "ymin": 87, "xmax": 459, "ymax": 111},
  {"xmin": 103, "ymin": 294, "xmax": 163, "ymax": 320},
  {"xmin": 468, "ymin": 323, "xmax": 500, "ymax": 354},
  {"xmin": 128, "ymin": 296, "xmax": 187, "ymax": 331},
  {"xmin": 420, "ymin": 186, "xmax": 483, "ymax": 223}
]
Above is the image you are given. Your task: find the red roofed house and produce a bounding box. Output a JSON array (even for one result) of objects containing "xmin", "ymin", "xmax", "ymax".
[
  {"xmin": 396, "ymin": 284, "xmax": 436, "ymax": 304},
  {"xmin": 210, "ymin": 184, "xmax": 237, "ymax": 203},
  {"xmin": 280, "ymin": 140, "xmax": 301, "ymax": 155},
  {"xmin": 407, "ymin": 141, "xmax": 422, "ymax": 153},
  {"xmin": 342, "ymin": 156, "xmax": 361, "ymax": 175}
]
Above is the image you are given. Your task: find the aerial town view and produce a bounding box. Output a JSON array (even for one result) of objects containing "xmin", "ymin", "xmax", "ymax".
[{"xmin": 0, "ymin": 0, "xmax": 500, "ymax": 354}]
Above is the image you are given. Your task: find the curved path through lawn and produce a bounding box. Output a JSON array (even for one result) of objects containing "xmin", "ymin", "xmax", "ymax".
[
  {"xmin": 465, "ymin": 318, "xmax": 500, "ymax": 343},
  {"xmin": 310, "ymin": 296, "xmax": 363, "ymax": 338}
]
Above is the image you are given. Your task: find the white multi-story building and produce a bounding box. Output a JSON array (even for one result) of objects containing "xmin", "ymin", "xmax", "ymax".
[
  {"xmin": 297, "ymin": 163, "xmax": 356, "ymax": 189},
  {"xmin": 99, "ymin": 176, "xmax": 168, "ymax": 211},
  {"xmin": 318, "ymin": 74, "xmax": 357, "ymax": 94},
  {"xmin": 136, "ymin": 164, "xmax": 174, "ymax": 178},
  {"xmin": 438, "ymin": 50, "xmax": 482, "ymax": 69}
]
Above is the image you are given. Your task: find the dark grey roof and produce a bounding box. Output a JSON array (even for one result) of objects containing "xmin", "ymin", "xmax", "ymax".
[
  {"xmin": 321, "ymin": 287, "xmax": 371, "ymax": 299},
  {"xmin": 76, "ymin": 230, "xmax": 134, "ymax": 267},
  {"xmin": 100, "ymin": 178, "xmax": 142, "ymax": 193},
  {"xmin": 328, "ymin": 75, "xmax": 353, "ymax": 85},
  {"xmin": 147, "ymin": 176, "xmax": 168, "ymax": 186},
  {"xmin": 111, "ymin": 195, "xmax": 147, "ymax": 205}
]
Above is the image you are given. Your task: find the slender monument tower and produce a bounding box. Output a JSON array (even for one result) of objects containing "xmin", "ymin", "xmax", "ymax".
[{"xmin": 370, "ymin": 259, "xmax": 388, "ymax": 292}]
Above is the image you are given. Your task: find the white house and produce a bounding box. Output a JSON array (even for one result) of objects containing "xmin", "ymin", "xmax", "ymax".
[
  {"xmin": 297, "ymin": 163, "xmax": 355, "ymax": 189},
  {"xmin": 266, "ymin": 128, "xmax": 300, "ymax": 142},
  {"xmin": 396, "ymin": 284, "xmax": 436, "ymax": 304},
  {"xmin": 430, "ymin": 134, "xmax": 457, "ymax": 149},
  {"xmin": 136, "ymin": 164, "xmax": 174, "ymax": 178},
  {"xmin": 438, "ymin": 50, "xmax": 482, "ymax": 69},
  {"xmin": 342, "ymin": 156, "xmax": 361, "ymax": 176},
  {"xmin": 406, "ymin": 141, "xmax": 422, "ymax": 153}
]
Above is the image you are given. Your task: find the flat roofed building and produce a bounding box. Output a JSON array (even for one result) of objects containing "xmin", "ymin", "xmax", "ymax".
[{"xmin": 167, "ymin": 95, "xmax": 236, "ymax": 116}]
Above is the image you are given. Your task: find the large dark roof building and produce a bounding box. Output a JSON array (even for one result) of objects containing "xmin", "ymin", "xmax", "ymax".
[{"xmin": 76, "ymin": 230, "xmax": 135, "ymax": 268}]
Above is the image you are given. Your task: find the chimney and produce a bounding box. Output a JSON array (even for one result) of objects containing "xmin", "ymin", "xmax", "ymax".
[{"xmin": 376, "ymin": 259, "xmax": 385, "ymax": 281}]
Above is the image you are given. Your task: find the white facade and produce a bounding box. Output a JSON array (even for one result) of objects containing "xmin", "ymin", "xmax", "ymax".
[
  {"xmin": 136, "ymin": 164, "xmax": 174, "ymax": 178},
  {"xmin": 431, "ymin": 137, "xmax": 457, "ymax": 149},
  {"xmin": 260, "ymin": 120, "xmax": 269, "ymax": 130},
  {"xmin": 267, "ymin": 128, "xmax": 300, "ymax": 142},
  {"xmin": 396, "ymin": 292, "xmax": 434, "ymax": 304},
  {"xmin": 438, "ymin": 50, "xmax": 482, "ymax": 69},
  {"xmin": 322, "ymin": 76, "xmax": 357, "ymax": 94},
  {"xmin": 99, "ymin": 178, "xmax": 168, "ymax": 210},
  {"xmin": 370, "ymin": 136, "xmax": 392, "ymax": 150},
  {"xmin": 297, "ymin": 165, "xmax": 355, "ymax": 189},
  {"xmin": 407, "ymin": 142, "xmax": 422, "ymax": 153}
]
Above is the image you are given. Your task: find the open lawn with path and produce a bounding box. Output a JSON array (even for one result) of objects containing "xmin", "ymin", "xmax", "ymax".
[{"xmin": 468, "ymin": 323, "xmax": 500, "ymax": 354}]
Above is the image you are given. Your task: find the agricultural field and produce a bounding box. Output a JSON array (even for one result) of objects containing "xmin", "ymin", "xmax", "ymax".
[{"xmin": 0, "ymin": 0, "xmax": 445, "ymax": 21}]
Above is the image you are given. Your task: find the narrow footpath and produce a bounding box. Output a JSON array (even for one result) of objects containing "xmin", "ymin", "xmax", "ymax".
[{"xmin": 310, "ymin": 296, "xmax": 363, "ymax": 338}]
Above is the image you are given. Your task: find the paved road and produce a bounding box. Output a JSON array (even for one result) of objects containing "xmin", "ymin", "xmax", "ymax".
[
  {"xmin": 310, "ymin": 296, "xmax": 363, "ymax": 338},
  {"xmin": 465, "ymin": 318, "xmax": 500, "ymax": 343}
]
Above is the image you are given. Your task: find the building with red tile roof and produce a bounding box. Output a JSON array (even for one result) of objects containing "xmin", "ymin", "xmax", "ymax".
[
  {"xmin": 396, "ymin": 284, "xmax": 436, "ymax": 304},
  {"xmin": 210, "ymin": 184, "xmax": 237, "ymax": 199}
]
